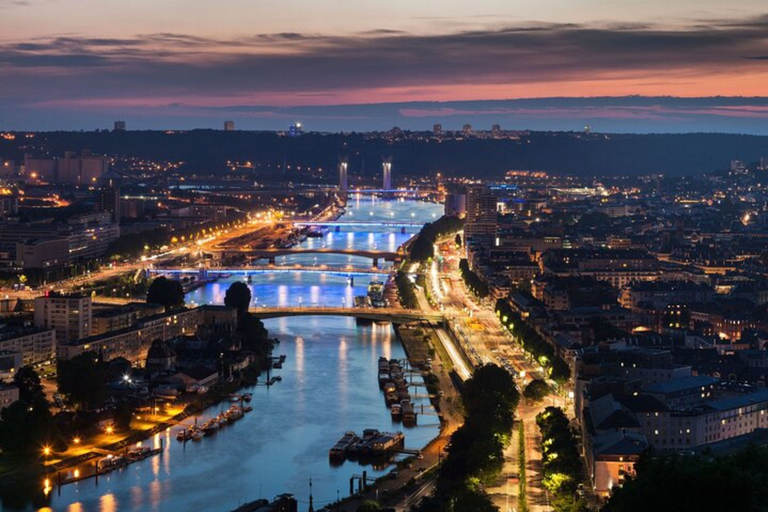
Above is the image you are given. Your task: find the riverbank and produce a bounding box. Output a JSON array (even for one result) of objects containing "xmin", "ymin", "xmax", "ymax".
[{"xmin": 329, "ymin": 322, "xmax": 464, "ymax": 512}]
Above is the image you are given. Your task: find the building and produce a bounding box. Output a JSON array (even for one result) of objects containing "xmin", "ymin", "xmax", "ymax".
[
  {"xmin": 58, "ymin": 306, "xmax": 236, "ymax": 363},
  {"xmin": 619, "ymin": 281, "xmax": 715, "ymax": 310},
  {"xmin": 224, "ymin": 120, "xmax": 235, "ymax": 131},
  {"xmin": 462, "ymin": 124, "xmax": 473, "ymax": 136},
  {"xmin": 0, "ymin": 187, "xmax": 19, "ymax": 219},
  {"xmin": 15, "ymin": 237, "xmax": 70, "ymax": 269},
  {"xmin": 444, "ymin": 193, "xmax": 466, "ymax": 217},
  {"xmin": 638, "ymin": 388, "xmax": 768, "ymax": 450},
  {"xmin": 382, "ymin": 158, "xmax": 392, "ymax": 190},
  {"xmin": 491, "ymin": 124, "xmax": 501, "ymax": 138},
  {"xmin": 113, "ymin": 121, "xmax": 126, "ymax": 132},
  {"xmin": 432, "ymin": 124, "xmax": 442, "ymax": 136},
  {"xmin": 67, "ymin": 212, "xmax": 120, "ymax": 260},
  {"xmin": 92, "ymin": 302, "xmax": 165, "ymax": 335},
  {"xmin": 0, "ymin": 385, "xmax": 19, "ymax": 411},
  {"xmin": 34, "ymin": 294, "xmax": 92, "ymax": 343},
  {"xmin": 24, "ymin": 151, "xmax": 109, "ymax": 185},
  {"xmin": 464, "ymin": 184, "xmax": 497, "ymax": 239},
  {"xmin": 0, "ymin": 327, "xmax": 56, "ymax": 366},
  {"xmin": 586, "ymin": 430, "xmax": 647, "ymax": 497},
  {"xmin": 0, "ymin": 351, "xmax": 23, "ymax": 380},
  {"xmin": 97, "ymin": 180, "xmax": 121, "ymax": 222}
]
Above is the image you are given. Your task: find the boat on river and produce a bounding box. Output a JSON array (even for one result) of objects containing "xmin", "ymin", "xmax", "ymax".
[{"xmin": 329, "ymin": 431, "xmax": 360, "ymax": 460}]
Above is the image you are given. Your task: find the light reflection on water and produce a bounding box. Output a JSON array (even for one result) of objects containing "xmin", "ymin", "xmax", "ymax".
[{"xmin": 6, "ymin": 200, "xmax": 444, "ymax": 512}]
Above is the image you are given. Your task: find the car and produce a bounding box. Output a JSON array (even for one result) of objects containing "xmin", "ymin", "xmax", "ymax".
[
  {"xmin": 389, "ymin": 470, "xmax": 399, "ymax": 479},
  {"xmin": 417, "ymin": 453, "xmax": 424, "ymax": 460}
]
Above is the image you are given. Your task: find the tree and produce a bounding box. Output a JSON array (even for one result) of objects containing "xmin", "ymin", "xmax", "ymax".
[
  {"xmin": 356, "ymin": 501, "xmax": 381, "ymax": 512},
  {"xmin": 58, "ymin": 352, "xmax": 108, "ymax": 410},
  {"xmin": 605, "ymin": 447, "xmax": 768, "ymax": 512},
  {"xmin": 523, "ymin": 379, "xmax": 550, "ymax": 403},
  {"xmin": 14, "ymin": 365, "xmax": 46, "ymax": 405},
  {"xmin": 0, "ymin": 367, "xmax": 53, "ymax": 453},
  {"xmin": 147, "ymin": 276, "xmax": 185, "ymax": 311},
  {"xmin": 224, "ymin": 281, "xmax": 252, "ymax": 318}
]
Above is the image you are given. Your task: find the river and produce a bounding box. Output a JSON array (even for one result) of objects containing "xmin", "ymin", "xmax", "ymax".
[{"xmin": 6, "ymin": 197, "xmax": 443, "ymax": 512}]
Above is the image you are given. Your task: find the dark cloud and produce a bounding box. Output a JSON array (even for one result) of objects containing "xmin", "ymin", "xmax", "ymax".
[
  {"xmin": 1, "ymin": 16, "xmax": 766, "ymax": 101},
  {"xmin": 0, "ymin": 16, "xmax": 767, "ymax": 131}
]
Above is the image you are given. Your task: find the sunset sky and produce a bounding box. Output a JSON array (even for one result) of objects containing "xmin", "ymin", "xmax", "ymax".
[{"xmin": 1, "ymin": 0, "xmax": 768, "ymax": 132}]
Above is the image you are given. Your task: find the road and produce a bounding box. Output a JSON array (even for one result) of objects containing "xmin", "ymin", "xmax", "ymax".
[{"xmin": 422, "ymin": 239, "xmax": 554, "ymax": 512}]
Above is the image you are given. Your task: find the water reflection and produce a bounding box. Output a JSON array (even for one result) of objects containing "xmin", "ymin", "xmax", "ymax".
[{"xmin": 3, "ymin": 200, "xmax": 443, "ymax": 512}]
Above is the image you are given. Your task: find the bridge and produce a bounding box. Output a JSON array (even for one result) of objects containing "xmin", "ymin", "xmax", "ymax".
[
  {"xmin": 218, "ymin": 247, "xmax": 401, "ymax": 267},
  {"xmin": 250, "ymin": 306, "xmax": 444, "ymax": 323},
  {"xmin": 147, "ymin": 265, "xmax": 390, "ymax": 280},
  {"xmin": 293, "ymin": 220, "xmax": 423, "ymax": 231}
]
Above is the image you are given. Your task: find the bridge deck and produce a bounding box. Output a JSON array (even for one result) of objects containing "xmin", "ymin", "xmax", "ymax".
[{"xmin": 250, "ymin": 306, "xmax": 444, "ymax": 322}]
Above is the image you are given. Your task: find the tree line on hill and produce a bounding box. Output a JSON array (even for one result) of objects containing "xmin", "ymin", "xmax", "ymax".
[{"xmin": 5, "ymin": 130, "xmax": 768, "ymax": 177}]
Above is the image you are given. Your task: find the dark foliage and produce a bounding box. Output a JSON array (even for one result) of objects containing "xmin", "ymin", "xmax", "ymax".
[
  {"xmin": 146, "ymin": 276, "xmax": 185, "ymax": 311},
  {"xmin": 605, "ymin": 446, "xmax": 768, "ymax": 512}
]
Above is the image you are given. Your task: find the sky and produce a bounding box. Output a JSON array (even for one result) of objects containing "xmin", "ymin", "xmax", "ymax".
[{"xmin": 1, "ymin": 0, "xmax": 768, "ymax": 132}]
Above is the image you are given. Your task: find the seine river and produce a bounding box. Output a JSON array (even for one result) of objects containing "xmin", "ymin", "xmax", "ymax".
[{"xmin": 6, "ymin": 197, "xmax": 443, "ymax": 512}]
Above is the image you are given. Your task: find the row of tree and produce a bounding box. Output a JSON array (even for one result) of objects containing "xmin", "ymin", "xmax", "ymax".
[
  {"xmin": 409, "ymin": 215, "xmax": 464, "ymax": 263},
  {"xmin": 536, "ymin": 407, "xmax": 589, "ymax": 512},
  {"xmin": 459, "ymin": 258, "xmax": 490, "ymax": 298},
  {"xmin": 394, "ymin": 270, "xmax": 418, "ymax": 309},
  {"xmin": 416, "ymin": 364, "xmax": 520, "ymax": 511},
  {"xmin": 494, "ymin": 299, "xmax": 570, "ymax": 384}
]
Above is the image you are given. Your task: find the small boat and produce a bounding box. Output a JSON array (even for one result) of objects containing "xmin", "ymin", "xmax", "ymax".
[
  {"xmin": 274, "ymin": 376, "xmax": 282, "ymax": 382},
  {"xmin": 329, "ymin": 431, "xmax": 360, "ymax": 460},
  {"xmin": 202, "ymin": 419, "xmax": 218, "ymax": 436},
  {"xmin": 391, "ymin": 404, "xmax": 402, "ymax": 421},
  {"xmin": 242, "ymin": 393, "xmax": 252, "ymax": 402},
  {"xmin": 217, "ymin": 415, "xmax": 228, "ymax": 428},
  {"xmin": 191, "ymin": 428, "xmax": 204, "ymax": 442},
  {"xmin": 176, "ymin": 429, "xmax": 189, "ymax": 441},
  {"xmin": 229, "ymin": 394, "xmax": 241, "ymax": 403},
  {"xmin": 273, "ymin": 361, "xmax": 283, "ymax": 369},
  {"xmin": 242, "ymin": 405, "xmax": 253, "ymax": 413}
]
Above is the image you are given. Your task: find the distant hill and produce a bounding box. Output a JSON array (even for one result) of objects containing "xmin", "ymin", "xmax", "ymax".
[{"xmin": 2, "ymin": 130, "xmax": 767, "ymax": 178}]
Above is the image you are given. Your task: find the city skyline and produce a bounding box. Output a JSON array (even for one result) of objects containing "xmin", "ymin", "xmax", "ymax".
[{"xmin": 1, "ymin": 1, "xmax": 768, "ymax": 131}]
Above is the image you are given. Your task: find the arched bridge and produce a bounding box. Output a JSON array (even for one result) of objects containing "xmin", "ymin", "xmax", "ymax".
[
  {"xmin": 250, "ymin": 307, "xmax": 445, "ymax": 323},
  {"xmin": 218, "ymin": 247, "xmax": 401, "ymax": 267}
]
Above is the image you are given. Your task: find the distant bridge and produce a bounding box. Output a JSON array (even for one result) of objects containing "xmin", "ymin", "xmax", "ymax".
[
  {"xmin": 147, "ymin": 265, "xmax": 390, "ymax": 279},
  {"xmin": 250, "ymin": 306, "xmax": 444, "ymax": 323},
  {"xmin": 217, "ymin": 247, "xmax": 401, "ymax": 266},
  {"xmin": 293, "ymin": 220, "xmax": 423, "ymax": 230}
]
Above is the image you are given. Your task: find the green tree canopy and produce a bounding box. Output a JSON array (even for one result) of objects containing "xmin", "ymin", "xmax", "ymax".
[{"xmin": 147, "ymin": 276, "xmax": 185, "ymax": 311}]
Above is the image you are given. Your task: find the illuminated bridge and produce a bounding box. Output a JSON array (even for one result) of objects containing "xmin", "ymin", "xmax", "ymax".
[
  {"xmin": 293, "ymin": 220, "xmax": 423, "ymax": 231},
  {"xmin": 217, "ymin": 247, "xmax": 401, "ymax": 267},
  {"xmin": 250, "ymin": 306, "xmax": 445, "ymax": 323},
  {"xmin": 147, "ymin": 265, "xmax": 390, "ymax": 279}
]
